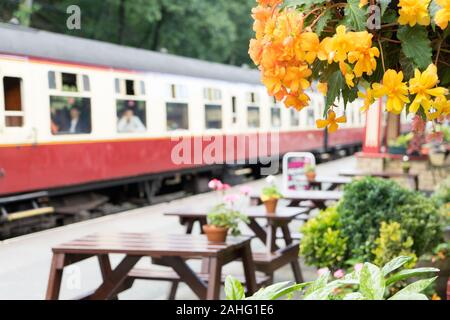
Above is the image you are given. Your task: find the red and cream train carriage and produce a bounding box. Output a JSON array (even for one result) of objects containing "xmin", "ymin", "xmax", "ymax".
[{"xmin": 0, "ymin": 23, "xmax": 365, "ymax": 200}]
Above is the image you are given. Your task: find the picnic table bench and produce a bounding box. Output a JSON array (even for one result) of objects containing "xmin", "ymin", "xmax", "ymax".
[
  {"xmin": 339, "ymin": 169, "xmax": 419, "ymax": 190},
  {"xmin": 250, "ymin": 190, "xmax": 343, "ymax": 210},
  {"xmin": 165, "ymin": 205, "xmax": 308, "ymax": 284},
  {"xmin": 46, "ymin": 232, "xmax": 257, "ymax": 300}
]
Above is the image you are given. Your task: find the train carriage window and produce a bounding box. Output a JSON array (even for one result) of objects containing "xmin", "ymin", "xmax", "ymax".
[
  {"xmin": 116, "ymin": 100, "xmax": 147, "ymax": 133},
  {"xmin": 48, "ymin": 71, "xmax": 56, "ymax": 89},
  {"xmin": 247, "ymin": 106, "xmax": 260, "ymax": 128},
  {"xmin": 271, "ymin": 103, "xmax": 281, "ymax": 128},
  {"xmin": 167, "ymin": 103, "xmax": 189, "ymax": 130},
  {"xmin": 115, "ymin": 79, "xmax": 121, "ymax": 94},
  {"xmin": 205, "ymin": 104, "xmax": 222, "ymax": 129},
  {"xmin": 290, "ymin": 108, "xmax": 299, "ymax": 127},
  {"xmin": 50, "ymin": 96, "xmax": 91, "ymax": 134},
  {"xmin": 3, "ymin": 77, "xmax": 24, "ymax": 127},
  {"xmin": 231, "ymin": 96, "xmax": 237, "ymax": 124},
  {"xmin": 140, "ymin": 81, "xmax": 146, "ymax": 95},
  {"xmin": 62, "ymin": 73, "xmax": 78, "ymax": 92},
  {"xmin": 125, "ymin": 80, "xmax": 135, "ymax": 96},
  {"xmin": 169, "ymin": 84, "xmax": 189, "ymax": 100},
  {"xmin": 82, "ymin": 75, "xmax": 90, "ymax": 92},
  {"xmin": 306, "ymin": 108, "xmax": 315, "ymax": 127}
]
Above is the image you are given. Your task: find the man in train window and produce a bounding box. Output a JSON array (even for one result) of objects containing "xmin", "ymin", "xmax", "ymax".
[
  {"xmin": 117, "ymin": 108, "xmax": 146, "ymax": 133},
  {"xmin": 67, "ymin": 106, "xmax": 89, "ymax": 134}
]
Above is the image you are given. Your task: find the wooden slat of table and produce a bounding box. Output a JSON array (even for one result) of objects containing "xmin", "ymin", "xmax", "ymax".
[
  {"xmin": 164, "ymin": 205, "xmax": 309, "ymax": 220},
  {"xmin": 250, "ymin": 190, "xmax": 343, "ymax": 202},
  {"xmin": 53, "ymin": 233, "xmax": 250, "ymax": 257},
  {"xmin": 296, "ymin": 175, "xmax": 352, "ymax": 185}
]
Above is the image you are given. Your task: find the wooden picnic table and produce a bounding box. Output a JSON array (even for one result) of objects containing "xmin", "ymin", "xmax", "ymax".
[
  {"xmin": 165, "ymin": 205, "xmax": 308, "ymax": 283},
  {"xmin": 295, "ymin": 175, "xmax": 352, "ymax": 190},
  {"xmin": 250, "ymin": 190, "xmax": 343, "ymax": 210},
  {"xmin": 46, "ymin": 232, "xmax": 257, "ymax": 300},
  {"xmin": 339, "ymin": 169, "xmax": 419, "ymax": 190}
]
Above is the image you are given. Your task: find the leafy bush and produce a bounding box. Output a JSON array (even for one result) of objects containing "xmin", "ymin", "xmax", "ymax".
[
  {"xmin": 225, "ymin": 256, "xmax": 439, "ymax": 300},
  {"xmin": 338, "ymin": 177, "xmax": 442, "ymax": 261},
  {"xmin": 372, "ymin": 222, "xmax": 417, "ymax": 268},
  {"xmin": 300, "ymin": 207, "xmax": 348, "ymax": 269},
  {"xmin": 433, "ymin": 177, "xmax": 450, "ymax": 206}
]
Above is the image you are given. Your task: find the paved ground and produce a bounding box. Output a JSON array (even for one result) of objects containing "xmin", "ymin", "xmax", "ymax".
[{"xmin": 0, "ymin": 156, "xmax": 356, "ymax": 300}]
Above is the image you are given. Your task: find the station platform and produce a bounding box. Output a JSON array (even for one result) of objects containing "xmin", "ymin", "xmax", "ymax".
[{"xmin": 0, "ymin": 157, "xmax": 356, "ymax": 300}]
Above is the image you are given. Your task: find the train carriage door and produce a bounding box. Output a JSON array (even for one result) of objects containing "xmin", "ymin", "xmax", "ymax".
[{"xmin": 0, "ymin": 71, "xmax": 27, "ymax": 139}]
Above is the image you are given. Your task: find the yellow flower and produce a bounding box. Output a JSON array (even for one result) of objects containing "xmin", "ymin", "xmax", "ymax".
[
  {"xmin": 285, "ymin": 92, "xmax": 310, "ymax": 111},
  {"xmin": 317, "ymin": 37, "xmax": 333, "ymax": 62},
  {"xmin": 316, "ymin": 110, "xmax": 347, "ymax": 133},
  {"xmin": 283, "ymin": 65, "xmax": 312, "ymax": 92},
  {"xmin": 408, "ymin": 64, "xmax": 448, "ymax": 113},
  {"xmin": 398, "ymin": 0, "xmax": 431, "ymax": 26},
  {"xmin": 296, "ymin": 32, "xmax": 321, "ymax": 64},
  {"xmin": 428, "ymin": 96, "xmax": 450, "ymax": 119},
  {"xmin": 435, "ymin": 0, "xmax": 450, "ymax": 29},
  {"xmin": 358, "ymin": 88, "xmax": 375, "ymax": 112},
  {"xmin": 359, "ymin": 0, "xmax": 369, "ymax": 7},
  {"xmin": 329, "ymin": 25, "xmax": 353, "ymax": 62},
  {"xmin": 347, "ymin": 32, "xmax": 380, "ymax": 77},
  {"xmin": 339, "ymin": 61, "xmax": 355, "ymax": 87},
  {"xmin": 372, "ymin": 69, "xmax": 410, "ymax": 114},
  {"xmin": 317, "ymin": 82, "xmax": 328, "ymax": 95}
]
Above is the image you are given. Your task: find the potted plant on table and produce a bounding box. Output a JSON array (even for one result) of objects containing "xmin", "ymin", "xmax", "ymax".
[
  {"xmin": 203, "ymin": 203, "xmax": 249, "ymax": 242},
  {"xmin": 401, "ymin": 155, "xmax": 411, "ymax": 174},
  {"xmin": 304, "ymin": 164, "xmax": 316, "ymax": 182},
  {"xmin": 203, "ymin": 179, "xmax": 249, "ymax": 242},
  {"xmin": 260, "ymin": 175, "xmax": 282, "ymax": 214},
  {"xmin": 387, "ymin": 133, "xmax": 413, "ymax": 155}
]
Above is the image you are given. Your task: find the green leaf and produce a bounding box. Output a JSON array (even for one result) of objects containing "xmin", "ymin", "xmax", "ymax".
[
  {"xmin": 359, "ymin": 263, "xmax": 385, "ymax": 300},
  {"xmin": 343, "ymin": 292, "xmax": 366, "ymax": 300},
  {"xmin": 381, "ymin": 256, "xmax": 413, "ymax": 276},
  {"xmin": 283, "ymin": 0, "xmax": 326, "ymax": 8},
  {"xmin": 324, "ymin": 70, "xmax": 345, "ymax": 116},
  {"xmin": 342, "ymin": 85, "xmax": 358, "ymax": 108},
  {"xmin": 304, "ymin": 270, "xmax": 329, "ymax": 297},
  {"xmin": 315, "ymin": 9, "xmax": 332, "ymax": 36},
  {"xmin": 397, "ymin": 26, "xmax": 432, "ymax": 69},
  {"xmin": 379, "ymin": 0, "xmax": 391, "ymax": 16},
  {"xmin": 224, "ymin": 276, "xmax": 245, "ymax": 300},
  {"xmin": 389, "ymin": 277, "xmax": 437, "ymax": 300},
  {"xmin": 386, "ymin": 267, "xmax": 440, "ymax": 286},
  {"xmin": 344, "ymin": 0, "xmax": 367, "ymax": 31},
  {"xmin": 389, "ymin": 292, "xmax": 428, "ymax": 300},
  {"xmin": 399, "ymin": 53, "xmax": 415, "ymax": 80},
  {"xmin": 381, "ymin": 9, "xmax": 398, "ymax": 24},
  {"xmin": 246, "ymin": 281, "xmax": 309, "ymax": 300}
]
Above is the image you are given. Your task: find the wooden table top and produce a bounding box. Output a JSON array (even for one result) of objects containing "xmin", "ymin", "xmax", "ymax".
[
  {"xmin": 339, "ymin": 170, "xmax": 419, "ymax": 178},
  {"xmin": 296, "ymin": 175, "xmax": 352, "ymax": 184},
  {"xmin": 251, "ymin": 190, "xmax": 343, "ymax": 202},
  {"xmin": 52, "ymin": 232, "xmax": 251, "ymax": 257},
  {"xmin": 165, "ymin": 205, "xmax": 309, "ymax": 220}
]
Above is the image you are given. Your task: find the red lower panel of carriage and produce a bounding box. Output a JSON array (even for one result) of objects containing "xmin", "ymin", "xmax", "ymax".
[{"xmin": 0, "ymin": 128, "xmax": 363, "ymax": 195}]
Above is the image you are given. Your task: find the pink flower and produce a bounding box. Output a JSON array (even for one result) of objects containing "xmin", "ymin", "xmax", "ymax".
[
  {"xmin": 240, "ymin": 185, "xmax": 252, "ymax": 195},
  {"xmin": 354, "ymin": 263, "xmax": 363, "ymax": 272},
  {"xmin": 333, "ymin": 269, "xmax": 345, "ymax": 279},
  {"xmin": 208, "ymin": 179, "xmax": 222, "ymax": 190},
  {"xmin": 224, "ymin": 194, "xmax": 239, "ymax": 204},
  {"xmin": 317, "ymin": 267, "xmax": 329, "ymax": 276}
]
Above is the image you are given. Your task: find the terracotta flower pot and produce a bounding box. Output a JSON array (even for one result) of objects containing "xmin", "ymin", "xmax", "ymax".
[
  {"xmin": 263, "ymin": 198, "xmax": 278, "ymax": 214},
  {"xmin": 202, "ymin": 225, "xmax": 229, "ymax": 242},
  {"xmin": 306, "ymin": 171, "xmax": 316, "ymax": 182}
]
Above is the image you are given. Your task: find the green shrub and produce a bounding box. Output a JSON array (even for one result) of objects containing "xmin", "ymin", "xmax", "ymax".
[
  {"xmin": 338, "ymin": 177, "xmax": 442, "ymax": 261},
  {"xmin": 300, "ymin": 207, "xmax": 348, "ymax": 269},
  {"xmin": 372, "ymin": 221, "xmax": 417, "ymax": 268}
]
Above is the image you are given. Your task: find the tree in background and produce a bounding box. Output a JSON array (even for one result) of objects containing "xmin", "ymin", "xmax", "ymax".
[{"xmin": 0, "ymin": 0, "xmax": 255, "ymax": 66}]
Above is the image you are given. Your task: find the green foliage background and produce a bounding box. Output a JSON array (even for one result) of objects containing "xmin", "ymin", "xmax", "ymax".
[{"xmin": 0, "ymin": 0, "xmax": 255, "ymax": 66}]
